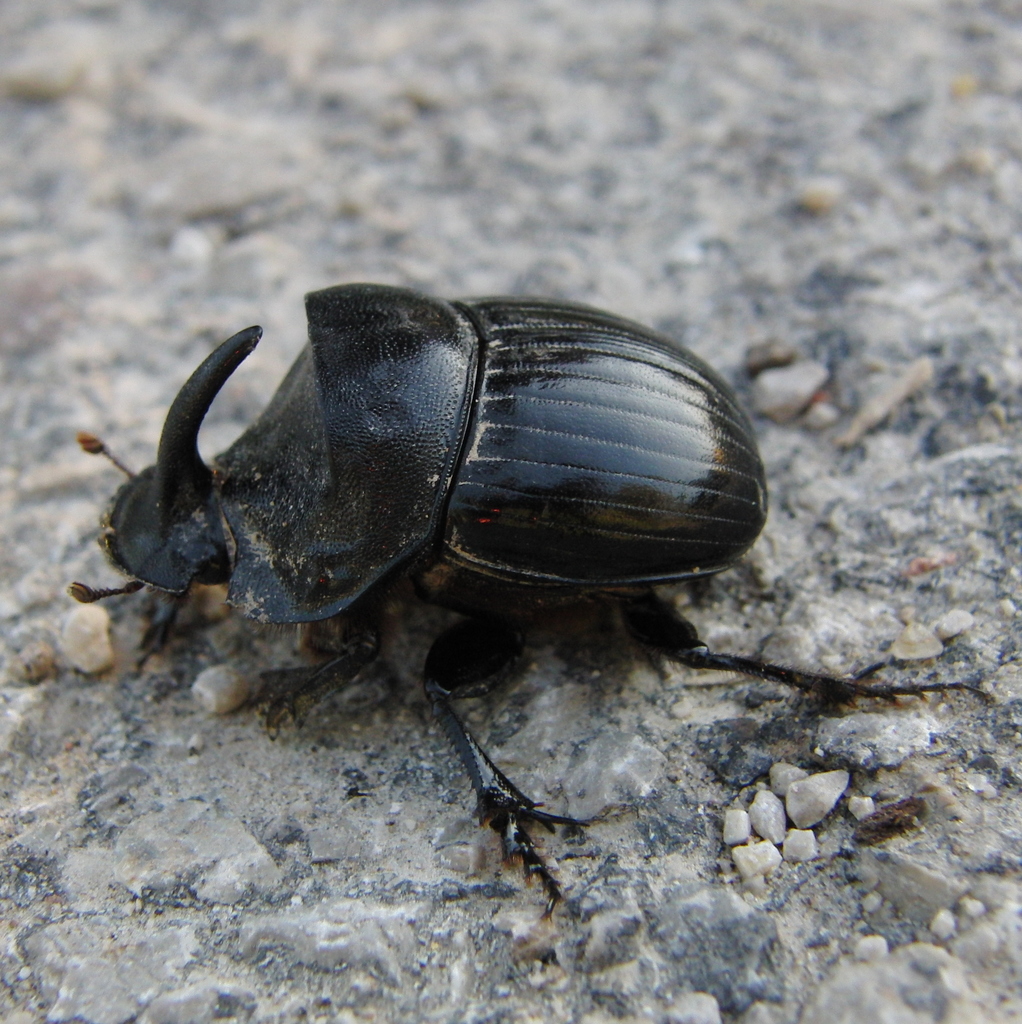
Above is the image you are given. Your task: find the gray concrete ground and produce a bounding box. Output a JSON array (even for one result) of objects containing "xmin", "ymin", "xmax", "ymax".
[{"xmin": 1, "ymin": 1, "xmax": 1021, "ymax": 1022}]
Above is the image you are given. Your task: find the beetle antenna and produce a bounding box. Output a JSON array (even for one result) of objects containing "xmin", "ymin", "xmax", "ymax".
[
  {"xmin": 76, "ymin": 431, "xmax": 136, "ymax": 478},
  {"xmin": 68, "ymin": 580, "xmax": 145, "ymax": 603}
]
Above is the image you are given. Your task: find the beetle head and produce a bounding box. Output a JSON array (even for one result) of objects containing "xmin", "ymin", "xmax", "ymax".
[{"xmin": 102, "ymin": 327, "xmax": 261, "ymax": 594}]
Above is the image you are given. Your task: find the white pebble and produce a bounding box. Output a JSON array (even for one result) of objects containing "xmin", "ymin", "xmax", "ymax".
[
  {"xmin": 786, "ymin": 770, "xmax": 850, "ymax": 828},
  {"xmin": 853, "ymin": 934, "xmax": 889, "ymax": 961},
  {"xmin": 930, "ymin": 908, "xmax": 956, "ymax": 940},
  {"xmin": 752, "ymin": 361, "xmax": 829, "ymax": 423},
  {"xmin": 862, "ymin": 892, "xmax": 883, "ymax": 914},
  {"xmin": 723, "ymin": 808, "xmax": 752, "ymax": 846},
  {"xmin": 847, "ymin": 795, "xmax": 876, "ymax": 821},
  {"xmin": 664, "ymin": 991, "xmax": 722, "ymax": 1024},
  {"xmin": 192, "ymin": 665, "xmax": 251, "ymax": 714},
  {"xmin": 782, "ymin": 829, "xmax": 819, "ymax": 862},
  {"xmin": 61, "ymin": 604, "xmax": 115, "ymax": 674},
  {"xmin": 731, "ymin": 841, "xmax": 782, "ymax": 881},
  {"xmin": 769, "ymin": 762, "xmax": 808, "ymax": 796},
  {"xmin": 958, "ymin": 897, "xmax": 986, "ymax": 919},
  {"xmin": 748, "ymin": 790, "xmax": 787, "ymax": 844},
  {"xmin": 933, "ymin": 609, "xmax": 975, "ymax": 641},
  {"xmin": 801, "ymin": 400, "xmax": 840, "ymax": 430},
  {"xmin": 889, "ymin": 622, "xmax": 944, "ymax": 660}
]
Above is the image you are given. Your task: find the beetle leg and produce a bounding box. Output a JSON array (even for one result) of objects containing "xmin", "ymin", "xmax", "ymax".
[
  {"xmin": 138, "ymin": 594, "xmax": 182, "ymax": 665},
  {"xmin": 425, "ymin": 618, "xmax": 582, "ymax": 914},
  {"xmin": 623, "ymin": 592, "xmax": 975, "ymax": 703},
  {"xmin": 258, "ymin": 630, "xmax": 379, "ymax": 734}
]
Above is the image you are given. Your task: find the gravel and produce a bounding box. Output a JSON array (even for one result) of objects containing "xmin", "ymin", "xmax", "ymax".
[
  {"xmin": 2, "ymin": 1, "xmax": 1022, "ymax": 1022},
  {"xmin": 785, "ymin": 770, "xmax": 850, "ymax": 829},
  {"xmin": 748, "ymin": 789, "xmax": 787, "ymax": 845}
]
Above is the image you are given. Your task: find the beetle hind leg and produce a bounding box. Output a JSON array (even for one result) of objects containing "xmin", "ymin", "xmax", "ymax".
[
  {"xmin": 425, "ymin": 617, "xmax": 583, "ymax": 914},
  {"xmin": 623, "ymin": 591, "xmax": 975, "ymax": 702}
]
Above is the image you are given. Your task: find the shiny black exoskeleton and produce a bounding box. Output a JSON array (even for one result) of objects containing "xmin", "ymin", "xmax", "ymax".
[{"xmin": 73, "ymin": 284, "xmax": 965, "ymax": 911}]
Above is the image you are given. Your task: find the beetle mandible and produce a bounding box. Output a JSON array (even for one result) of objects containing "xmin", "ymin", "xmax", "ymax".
[{"xmin": 72, "ymin": 283, "xmax": 966, "ymax": 911}]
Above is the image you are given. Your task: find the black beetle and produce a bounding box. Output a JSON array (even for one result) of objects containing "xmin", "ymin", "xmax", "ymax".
[{"xmin": 72, "ymin": 283, "xmax": 965, "ymax": 911}]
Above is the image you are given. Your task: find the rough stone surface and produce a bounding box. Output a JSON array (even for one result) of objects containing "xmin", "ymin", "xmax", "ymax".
[
  {"xmin": 239, "ymin": 900, "xmax": 423, "ymax": 981},
  {"xmin": 859, "ymin": 848, "xmax": 978, "ymax": 927},
  {"xmin": 650, "ymin": 886, "xmax": 783, "ymax": 1015},
  {"xmin": 140, "ymin": 982, "xmax": 257, "ymax": 1024},
  {"xmin": 114, "ymin": 800, "xmax": 282, "ymax": 904},
  {"xmin": 800, "ymin": 943, "xmax": 994, "ymax": 1024},
  {"xmin": 815, "ymin": 713, "xmax": 937, "ymax": 770},
  {"xmin": 2, "ymin": 1, "xmax": 1021, "ymax": 1022},
  {"xmin": 785, "ymin": 770, "xmax": 850, "ymax": 829}
]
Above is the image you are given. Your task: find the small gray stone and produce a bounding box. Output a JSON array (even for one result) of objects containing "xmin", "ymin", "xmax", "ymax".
[
  {"xmin": 768, "ymin": 762, "xmax": 808, "ymax": 797},
  {"xmin": 782, "ymin": 829, "xmax": 818, "ymax": 862},
  {"xmin": 933, "ymin": 609, "xmax": 975, "ymax": 641},
  {"xmin": 815, "ymin": 713, "xmax": 935, "ymax": 770},
  {"xmin": 853, "ymin": 935, "xmax": 889, "ymax": 962},
  {"xmin": 745, "ymin": 340, "xmax": 797, "ymax": 377},
  {"xmin": 801, "ymin": 400, "xmax": 841, "ymax": 430},
  {"xmin": 732, "ymin": 841, "xmax": 782, "ymax": 881},
  {"xmin": 930, "ymin": 909, "xmax": 957, "ymax": 941},
  {"xmin": 664, "ymin": 991, "xmax": 723, "ymax": 1024},
  {"xmin": 748, "ymin": 790, "xmax": 786, "ymax": 844},
  {"xmin": 889, "ymin": 622, "xmax": 943, "ymax": 661},
  {"xmin": 847, "ymin": 795, "xmax": 876, "ymax": 820},
  {"xmin": 723, "ymin": 808, "xmax": 752, "ymax": 846},
  {"xmin": 751, "ymin": 361, "xmax": 829, "ymax": 423},
  {"xmin": 785, "ymin": 770, "xmax": 849, "ymax": 828}
]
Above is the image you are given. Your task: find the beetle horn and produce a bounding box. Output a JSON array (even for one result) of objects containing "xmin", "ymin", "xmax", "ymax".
[
  {"xmin": 102, "ymin": 326, "xmax": 261, "ymax": 593},
  {"xmin": 153, "ymin": 325, "xmax": 262, "ymax": 521}
]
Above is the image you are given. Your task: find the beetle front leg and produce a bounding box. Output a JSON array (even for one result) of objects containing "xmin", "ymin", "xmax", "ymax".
[
  {"xmin": 425, "ymin": 617, "xmax": 582, "ymax": 914},
  {"xmin": 623, "ymin": 591, "xmax": 976, "ymax": 703},
  {"xmin": 258, "ymin": 629, "xmax": 379, "ymax": 734}
]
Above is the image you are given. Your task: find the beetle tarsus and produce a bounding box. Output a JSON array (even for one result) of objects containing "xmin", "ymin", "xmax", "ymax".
[
  {"xmin": 489, "ymin": 807, "xmax": 564, "ymax": 917},
  {"xmin": 623, "ymin": 591, "xmax": 969, "ymax": 705},
  {"xmin": 425, "ymin": 616, "xmax": 582, "ymax": 911},
  {"xmin": 257, "ymin": 632, "xmax": 380, "ymax": 733}
]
